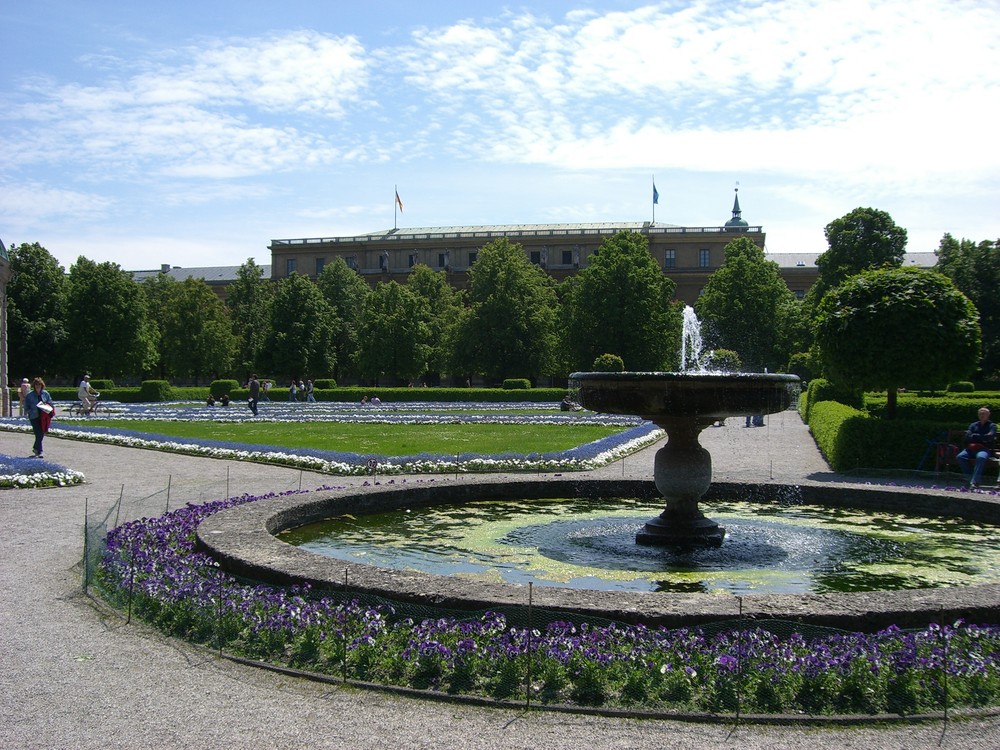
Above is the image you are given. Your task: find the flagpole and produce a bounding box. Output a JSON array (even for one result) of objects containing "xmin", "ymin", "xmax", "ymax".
[
  {"xmin": 394, "ymin": 184, "xmax": 398, "ymax": 230},
  {"xmin": 652, "ymin": 175, "xmax": 656, "ymax": 225}
]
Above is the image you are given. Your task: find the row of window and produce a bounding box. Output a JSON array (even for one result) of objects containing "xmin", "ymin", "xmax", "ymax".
[{"xmin": 285, "ymin": 248, "xmax": 717, "ymax": 277}]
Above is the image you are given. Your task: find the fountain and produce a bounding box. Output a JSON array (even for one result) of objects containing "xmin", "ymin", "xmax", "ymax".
[
  {"xmin": 571, "ymin": 306, "xmax": 799, "ymax": 546},
  {"xmin": 570, "ymin": 371, "xmax": 798, "ymax": 546},
  {"xmin": 195, "ymin": 306, "xmax": 1000, "ymax": 628}
]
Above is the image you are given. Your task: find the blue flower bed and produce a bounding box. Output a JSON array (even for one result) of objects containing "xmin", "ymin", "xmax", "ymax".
[
  {"xmin": 98, "ymin": 488, "xmax": 1000, "ymax": 715},
  {"xmin": 0, "ymin": 453, "xmax": 85, "ymax": 488},
  {"xmin": 0, "ymin": 402, "xmax": 663, "ymax": 475}
]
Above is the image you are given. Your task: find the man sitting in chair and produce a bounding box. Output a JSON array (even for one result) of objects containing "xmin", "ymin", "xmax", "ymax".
[
  {"xmin": 77, "ymin": 374, "xmax": 99, "ymax": 415},
  {"xmin": 956, "ymin": 407, "xmax": 996, "ymax": 489}
]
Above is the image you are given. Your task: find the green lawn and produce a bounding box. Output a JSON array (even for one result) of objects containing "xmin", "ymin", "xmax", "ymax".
[{"xmin": 98, "ymin": 420, "xmax": 625, "ymax": 455}]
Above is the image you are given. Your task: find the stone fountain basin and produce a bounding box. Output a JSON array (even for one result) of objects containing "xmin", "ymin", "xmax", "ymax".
[
  {"xmin": 196, "ymin": 477, "xmax": 1000, "ymax": 631},
  {"xmin": 570, "ymin": 372, "xmax": 800, "ymax": 422}
]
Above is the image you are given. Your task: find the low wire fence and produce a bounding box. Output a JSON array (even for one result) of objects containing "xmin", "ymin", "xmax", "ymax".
[{"xmin": 81, "ymin": 477, "xmax": 1000, "ymax": 722}]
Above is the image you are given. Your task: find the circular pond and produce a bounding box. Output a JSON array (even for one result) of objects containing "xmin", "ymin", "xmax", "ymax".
[{"xmin": 278, "ymin": 497, "xmax": 1000, "ymax": 596}]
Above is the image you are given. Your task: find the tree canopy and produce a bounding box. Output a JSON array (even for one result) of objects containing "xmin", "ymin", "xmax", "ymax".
[
  {"xmin": 457, "ymin": 238, "xmax": 559, "ymax": 381},
  {"xmin": 357, "ymin": 281, "xmax": 433, "ymax": 385},
  {"xmin": 935, "ymin": 233, "xmax": 1000, "ymax": 379},
  {"xmin": 809, "ymin": 207, "xmax": 908, "ymax": 304},
  {"xmin": 316, "ymin": 258, "xmax": 370, "ymax": 382},
  {"xmin": 695, "ymin": 236, "xmax": 801, "ymax": 372},
  {"xmin": 64, "ymin": 257, "xmax": 157, "ymax": 379},
  {"xmin": 813, "ymin": 266, "xmax": 980, "ymax": 417},
  {"xmin": 7, "ymin": 242, "xmax": 67, "ymax": 378},
  {"xmin": 259, "ymin": 273, "xmax": 338, "ymax": 380},
  {"xmin": 562, "ymin": 231, "xmax": 678, "ymax": 371},
  {"xmin": 226, "ymin": 259, "xmax": 273, "ymax": 380}
]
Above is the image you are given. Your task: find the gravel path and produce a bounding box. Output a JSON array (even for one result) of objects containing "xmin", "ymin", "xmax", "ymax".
[{"xmin": 1, "ymin": 414, "xmax": 997, "ymax": 750}]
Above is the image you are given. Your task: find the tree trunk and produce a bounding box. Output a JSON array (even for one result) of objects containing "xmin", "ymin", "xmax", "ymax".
[{"xmin": 886, "ymin": 386, "xmax": 897, "ymax": 419}]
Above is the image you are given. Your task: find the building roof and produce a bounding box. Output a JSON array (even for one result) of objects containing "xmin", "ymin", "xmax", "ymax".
[{"xmin": 130, "ymin": 264, "xmax": 271, "ymax": 284}]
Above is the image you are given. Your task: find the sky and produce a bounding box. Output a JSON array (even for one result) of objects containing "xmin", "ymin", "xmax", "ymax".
[{"xmin": 2, "ymin": 0, "xmax": 998, "ymax": 272}]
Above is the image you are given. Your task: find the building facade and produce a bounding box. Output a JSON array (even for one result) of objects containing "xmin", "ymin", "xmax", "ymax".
[{"xmin": 267, "ymin": 193, "xmax": 808, "ymax": 305}]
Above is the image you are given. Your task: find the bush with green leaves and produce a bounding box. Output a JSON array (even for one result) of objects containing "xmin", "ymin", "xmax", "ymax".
[{"xmin": 591, "ymin": 353, "xmax": 625, "ymax": 372}]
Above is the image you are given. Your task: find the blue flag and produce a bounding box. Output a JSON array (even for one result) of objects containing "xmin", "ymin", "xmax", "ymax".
[{"xmin": 653, "ymin": 183, "xmax": 659, "ymax": 205}]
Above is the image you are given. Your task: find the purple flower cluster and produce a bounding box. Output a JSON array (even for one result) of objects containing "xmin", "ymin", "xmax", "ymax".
[{"xmin": 97, "ymin": 489, "xmax": 1000, "ymax": 714}]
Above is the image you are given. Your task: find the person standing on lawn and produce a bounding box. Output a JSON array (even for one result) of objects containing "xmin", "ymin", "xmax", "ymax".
[
  {"xmin": 247, "ymin": 374, "xmax": 261, "ymax": 416},
  {"xmin": 24, "ymin": 377, "xmax": 55, "ymax": 458}
]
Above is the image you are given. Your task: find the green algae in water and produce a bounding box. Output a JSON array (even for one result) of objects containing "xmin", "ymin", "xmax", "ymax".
[{"xmin": 277, "ymin": 498, "xmax": 1000, "ymax": 595}]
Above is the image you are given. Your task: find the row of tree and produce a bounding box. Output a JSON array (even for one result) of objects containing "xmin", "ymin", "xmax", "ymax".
[{"xmin": 6, "ymin": 207, "xmax": 997, "ymax": 392}]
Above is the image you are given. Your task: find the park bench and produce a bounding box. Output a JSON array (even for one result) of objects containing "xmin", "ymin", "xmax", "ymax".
[{"xmin": 926, "ymin": 428, "xmax": 999, "ymax": 480}]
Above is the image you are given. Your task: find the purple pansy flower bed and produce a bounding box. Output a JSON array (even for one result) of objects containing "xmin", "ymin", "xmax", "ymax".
[{"xmin": 97, "ymin": 487, "xmax": 1000, "ymax": 715}]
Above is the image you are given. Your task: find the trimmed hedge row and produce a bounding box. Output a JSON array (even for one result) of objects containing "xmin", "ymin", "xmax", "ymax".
[{"xmin": 38, "ymin": 384, "xmax": 569, "ymax": 404}]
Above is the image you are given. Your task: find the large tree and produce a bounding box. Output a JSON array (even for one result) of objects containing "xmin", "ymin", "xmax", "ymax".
[
  {"xmin": 406, "ymin": 264, "xmax": 464, "ymax": 384},
  {"xmin": 226, "ymin": 259, "xmax": 273, "ymax": 379},
  {"xmin": 695, "ymin": 236, "xmax": 802, "ymax": 372},
  {"xmin": 357, "ymin": 281, "xmax": 432, "ymax": 385},
  {"xmin": 808, "ymin": 207, "xmax": 908, "ymax": 305},
  {"xmin": 562, "ymin": 231, "xmax": 678, "ymax": 372},
  {"xmin": 316, "ymin": 257, "xmax": 370, "ymax": 382},
  {"xmin": 158, "ymin": 277, "xmax": 237, "ymax": 382},
  {"xmin": 64, "ymin": 257, "xmax": 157, "ymax": 379},
  {"xmin": 6, "ymin": 242, "xmax": 68, "ymax": 379},
  {"xmin": 814, "ymin": 267, "xmax": 980, "ymax": 417},
  {"xmin": 259, "ymin": 273, "xmax": 338, "ymax": 380},
  {"xmin": 455, "ymin": 238, "xmax": 559, "ymax": 382},
  {"xmin": 935, "ymin": 233, "xmax": 1000, "ymax": 379}
]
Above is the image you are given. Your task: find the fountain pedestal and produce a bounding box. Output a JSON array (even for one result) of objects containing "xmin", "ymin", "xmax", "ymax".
[
  {"xmin": 640, "ymin": 416, "xmax": 724, "ymax": 546},
  {"xmin": 571, "ymin": 371, "xmax": 799, "ymax": 547}
]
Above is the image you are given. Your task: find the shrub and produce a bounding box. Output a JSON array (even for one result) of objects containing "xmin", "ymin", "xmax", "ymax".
[
  {"xmin": 210, "ymin": 379, "xmax": 240, "ymax": 397},
  {"xmin": 947, "ymin": 381, "xmax": 975, "ymax": 393},
  {"xmin": 313, "ymin": 378, "xmax": 337, "ymax": 389},
  {"xmin": 138, "ymin": 380, "xmax": 173, "ymax": 402},
  {"xmin": 800, "ymin": 378, "xmax": 864, "ymax": 421},
  {"xmin": 591, "ymin": 353, "xmax": 625, "ymax": 372},
  {"xmin": 501, "ymin": 379, "xmax": 531, "ymax": 390},
  {"xmin": 702, "ymin": 348, "xmax": 741, "ymax": 373},
  {"xmin": 89, "ymin": 378, "xmax": 116, "ymax": 390}
]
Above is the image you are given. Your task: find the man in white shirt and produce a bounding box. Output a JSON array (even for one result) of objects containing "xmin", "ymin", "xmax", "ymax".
[{"xmin": 77, "ymin": 375, "xmax": 99, "ymax": 414}]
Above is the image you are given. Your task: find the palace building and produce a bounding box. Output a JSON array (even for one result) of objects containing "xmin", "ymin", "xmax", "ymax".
[
  {"xmin": 133, "ymin": 192, "xmax": 936, "ymax": 305},
  {"xmin": 267, "ymin": 190, "xmax": 803, "ymax": 305}
]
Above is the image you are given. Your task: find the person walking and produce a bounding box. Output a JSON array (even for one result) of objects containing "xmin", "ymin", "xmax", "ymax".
[
  {"xmin": 288, "ymin": 380, "xmax": 297, "ymax": 401},
  {"xmin": 17, "ymin": 378, "xmax": 29, "ymax": 417},
  {"xmin": 305, "ymin": 379, "xmax": 315, "ymax": 403},
  {"xmin": 24, "ymin": 376, "xmax": 55, "ymax": 458},
  {"xmin": 247, "ymin": 374, "xmax": 261, "ymax": 416}
]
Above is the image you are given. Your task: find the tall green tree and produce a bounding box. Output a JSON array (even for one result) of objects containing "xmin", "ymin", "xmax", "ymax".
[
  {"xmin": 357, "ymin": 281, "xmax": 432, "ymax": 385},
  {"xmin": 259, "ymin": 273, "xmax": 338, "ymax": 380},
  {"xmin": 64, "ymin": 257, "xmax": 157, "ymax": 379},
  {"xmin": 406, "ymin": 264, "xmax": 464, "ymax": 384},
  {"xmin": 226, "ymin": 259, "xmax": 273, "ymax": 379},
  {"xmin": 159, "ymin": 277, "xmax": 237, "ymax": 382},
  {"xmin": 814, "ymin": 267, "xmax": 980, "ymax": 418},
  {"xmin": 562, "ymin": 231, "xmax": 678, "ymax": 371},
  {"xmin": 455, "ymin": 238, "xmax": 559, "ymax": 382},
  {"xmin": 695, "ymin": 236, "xmax": 801, "ymax": 372},
  {"xmin": 807, "ymin": 207, "xmax": 908, "ymax": 305},
  {"xmin": 7, "ymin": 242, "xmax": 68, "ymax": 378},
  {"xmin": 316, "ymin": 257, "xmax": 370, "ymax": 382},
  {"xmin": 935, "ymin": 233, "xmax": 1000, "ymax": 379}
]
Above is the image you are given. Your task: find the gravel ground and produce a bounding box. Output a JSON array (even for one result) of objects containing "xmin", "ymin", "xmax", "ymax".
[{"xmin": 1, "ymin": 412, "xmax": 998, "ymax": 750}]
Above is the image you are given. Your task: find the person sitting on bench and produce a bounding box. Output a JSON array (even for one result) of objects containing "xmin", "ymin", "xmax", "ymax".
[{"xmin": 956, "ymin": 407, "xmax": 996, "ymax": 488}]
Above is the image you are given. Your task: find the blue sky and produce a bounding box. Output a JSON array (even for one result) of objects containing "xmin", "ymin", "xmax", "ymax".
[{"xmin": 2, "ymin": 0, "xmax": 997, "ymax": 272}]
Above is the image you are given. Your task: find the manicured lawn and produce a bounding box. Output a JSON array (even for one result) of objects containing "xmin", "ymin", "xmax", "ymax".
[{"xmin": 96, "ymin": 419, "xmax": 625, "ymax": 455}]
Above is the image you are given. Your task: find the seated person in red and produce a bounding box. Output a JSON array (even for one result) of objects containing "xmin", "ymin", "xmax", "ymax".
[{"xmin": 956, "ymin": 407, "xmax": 996, "ymax": 488}]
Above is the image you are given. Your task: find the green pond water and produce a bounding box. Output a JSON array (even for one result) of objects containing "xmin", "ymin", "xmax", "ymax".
[{"xmin": 278, "ymin": 498, "xmax": 1000, "ymax": 595}]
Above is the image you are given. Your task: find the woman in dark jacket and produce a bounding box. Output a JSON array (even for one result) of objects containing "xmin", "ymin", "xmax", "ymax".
[{"xmin": 24, "ymin": 376, "xmax": 55, "ymax": 458}]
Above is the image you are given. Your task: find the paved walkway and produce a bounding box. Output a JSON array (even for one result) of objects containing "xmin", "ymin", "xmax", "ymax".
[{"xmin": 1, "ymin": 413, "xmax": 998, "ymax": 750}]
